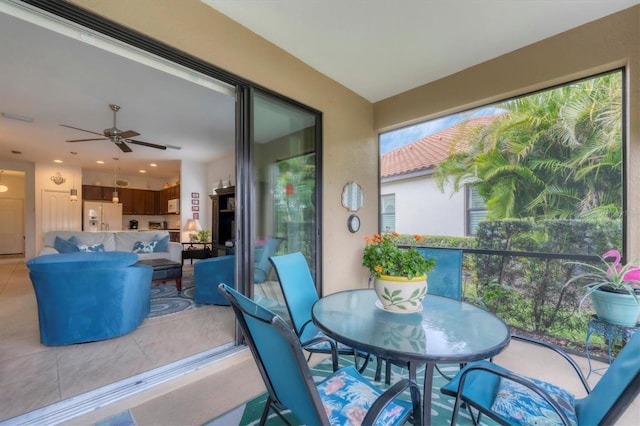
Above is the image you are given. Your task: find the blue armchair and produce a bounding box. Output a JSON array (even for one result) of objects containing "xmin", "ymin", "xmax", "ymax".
[
  {"xmin": 194, "ymin": 255, "xmax": 235, "ymax": 305},
  {"xmin": 26, "ymin": 251, "xmax": 152, "ymax": 346}
]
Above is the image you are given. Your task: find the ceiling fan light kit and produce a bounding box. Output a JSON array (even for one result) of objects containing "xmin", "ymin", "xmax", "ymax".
[{"xmin": 61, "ymin": 104, "xmax": 168, "ymax": 153}]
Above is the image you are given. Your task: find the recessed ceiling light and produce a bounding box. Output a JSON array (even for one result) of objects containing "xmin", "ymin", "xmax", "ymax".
[
  {"xmin": 96, "ymin": 160, "xmax": 104, "ymax": 164},
  {"xmin": 70, "ymin": 152, "xmax": 77, "ymax": 155},
  {"xmin": 1, "ymin": 112, "xmax": 34, "ymax": 122},
  {"xmin": 149, "ymin": 163, "xmax": 157, "ymax": 167},
  {"xmin": 11, "ymin": 150, "xmax": 21, "ymax": 155},
  {"xmin": 54, "ymin": 159, "xmax": 63, "ymax": 163},
  {"xmin": 139, "ymin": 170, "xmax": 147, "ymax": 173}
]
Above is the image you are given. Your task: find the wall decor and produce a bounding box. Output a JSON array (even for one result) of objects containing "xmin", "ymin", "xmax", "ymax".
[
  {"xmin": 192, "ymin": 199, "xmax": 199, "ymax": 205},
  {"xmin": 191, "ymin": 192, "xmax": 199, "ymax": 198},
  {"xmin": 193, "ymin": 212, "xmax": 199, "ymax": 220},
  {"xmin": 192, "ymin": 206, "xmax": 199, "ymax": 212}
]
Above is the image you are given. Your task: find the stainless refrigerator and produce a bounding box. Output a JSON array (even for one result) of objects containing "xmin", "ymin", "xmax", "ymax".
[{"xmin": 83, "ymin": 201, "xmax": 123, "ymax": 231}]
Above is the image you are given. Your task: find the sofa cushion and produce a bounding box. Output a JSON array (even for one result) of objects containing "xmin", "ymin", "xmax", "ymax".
[
  {"xmin": 44, "ymin": 231, "xmax": 116, "ymax": 252},
  {"xmin": 133, "ymin": 240, "xmax": 158, "ymax": 254},
  {"xmin": 54, "ymin": 236, "xmax": 80, "ymax": 254},
  {"xmin": 153, "ymin": 235, "xmax": 170, "ymax": 252},
  {"xmin": 27, "ymin": 251, "xmax": 139, "ymax": 273},
  {"xmin": 115, "ymin": 231, "xmax": 170, "ymax": 252}
]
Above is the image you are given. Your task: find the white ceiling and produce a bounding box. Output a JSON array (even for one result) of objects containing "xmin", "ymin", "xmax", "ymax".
[
  {"xmin": 1, "ymin": 0, "xmax": 638, "ymax": 179},
  {"xmin": 204, "ymin": 0, "xmax": 640, "ymax": 102}
]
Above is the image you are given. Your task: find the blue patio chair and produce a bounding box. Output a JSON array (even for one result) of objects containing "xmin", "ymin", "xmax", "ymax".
[
  {"xmin": 441, "ymin": 333, "xmax": 640, "ymax": 426},
  {"xmin": 269, "ymin": 251, "xmax": 371, "ymax": 372},
  {"xmin": 217, "ymin": 283, "xmax": 422, "ymax": 426},
  {"xmin": 376, "ymin": 247, "xmax": 464, "ymax": 383}
]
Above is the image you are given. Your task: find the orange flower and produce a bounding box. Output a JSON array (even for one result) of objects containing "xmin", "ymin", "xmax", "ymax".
[
  {"xmin": 391, "ymin": 231, "xmax": 400, "ymax": 237},
  {"xmin": 374, "ymin": 265, "xmax": 383, "ymax": 273},
  {"xmin": 364, "ymin": 236, "xmax": 373, "ymax": 243},
  {"xmin": 414, "ymin": 235, "xmax": 423, "ymax": 241}
]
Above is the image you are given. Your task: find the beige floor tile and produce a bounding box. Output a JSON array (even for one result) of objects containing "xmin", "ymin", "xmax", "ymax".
[
  {"xmin": 0, "ymin": 348, "xmax": 58, "ymax": 387},
  {"xmin": 0, "ymin": 374, "xmax": 62, "ymax": 421},
  {"xmin": 58, "ymin": 342, "xmax": 152, "ymax": 399}
]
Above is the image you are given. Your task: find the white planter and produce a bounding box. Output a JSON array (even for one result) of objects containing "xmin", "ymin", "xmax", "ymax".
[{"xmin": 374, "ymin": 274, "xmax": 427, "ymax": 313}]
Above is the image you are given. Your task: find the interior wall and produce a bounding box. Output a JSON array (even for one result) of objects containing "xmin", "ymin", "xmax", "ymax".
[
  {"xmin": 374, "ymin": 5, "xmax": 640, "ymax": 259},
  {"xmin": 71, "ymin": 0, "xmax": 377, "ymax": 294}
]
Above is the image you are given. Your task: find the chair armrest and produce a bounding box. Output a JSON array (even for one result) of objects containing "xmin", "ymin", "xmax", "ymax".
[
  {"xmin": 457, "ymin": 363, "xmax": 574, "ymax": 426},
  {"xmin": 511, "ymin": 334, "xmax": 591, "ymax": 393},
  {"xmin": 363, "ymin": 378, "xmax": 422, "ymax": 426}
]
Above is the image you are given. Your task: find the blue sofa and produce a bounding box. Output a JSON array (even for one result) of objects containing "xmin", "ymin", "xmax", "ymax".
[
  {"xmin": 194, "ymin": 255, "xmax": 235, "ymax": 305},
  {"xmin": 27, "ymin": 251, "xmax": 153, "ymax": 346}
]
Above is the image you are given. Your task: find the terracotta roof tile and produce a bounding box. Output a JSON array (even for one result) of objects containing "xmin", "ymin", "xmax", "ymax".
[{"xmin": 381, "ymin": 115, "xmax": 499, "ymax": 178}]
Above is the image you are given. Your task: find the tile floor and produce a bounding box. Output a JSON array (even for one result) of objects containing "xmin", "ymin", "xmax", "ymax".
[{"xmin": 0, "ymin": 261, "xmax": 235, "ymax": 422}]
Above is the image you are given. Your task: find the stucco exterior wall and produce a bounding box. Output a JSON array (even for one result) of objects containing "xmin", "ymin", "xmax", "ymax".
[
  {"xmin": 382, "ymin": 177, "xmax": 465, "ymax": 237},
  {"xmin": 375, "ymin": 5, "xmax": 640, "ymax": 259}
]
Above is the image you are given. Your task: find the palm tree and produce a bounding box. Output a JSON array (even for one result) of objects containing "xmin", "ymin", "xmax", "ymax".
[{"xmin": 435, "ymin": 72, "xmax": 622, "ymax": 220}]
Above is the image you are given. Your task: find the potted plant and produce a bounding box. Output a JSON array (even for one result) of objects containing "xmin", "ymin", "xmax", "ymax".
[
  {"xmin": 362, "ymin": 232, "xmax": 435, "ymax": 312},
  {"xmin": 564, "ymin": 249, "xmax": 640, "ymax": 326},
  {"xmin": 197, "ymin": 229, "xmax": 211, "ymax": 243}
]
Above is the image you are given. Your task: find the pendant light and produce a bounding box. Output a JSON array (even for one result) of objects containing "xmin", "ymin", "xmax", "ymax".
[
  {"xmin": 0, "ymin": 170, "xmax": 7, "ymax": 193},
  {"xmin": 69, "ymin": 173, "xmax": 78, "ymax": 202},
  {"xmin": 112, "ymin": 157, "xmax": 119, "ymax": 203}
]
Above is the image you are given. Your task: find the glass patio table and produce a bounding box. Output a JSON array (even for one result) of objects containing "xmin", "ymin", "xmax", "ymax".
[{"xmin": 312, "ymin": 289, "xmax": 511, "ymax": 426}]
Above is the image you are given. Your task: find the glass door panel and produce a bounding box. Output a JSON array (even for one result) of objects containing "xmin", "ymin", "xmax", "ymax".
[{"xmin": 249, "ymin": 89, "xmax": 320, "ymax": 310}]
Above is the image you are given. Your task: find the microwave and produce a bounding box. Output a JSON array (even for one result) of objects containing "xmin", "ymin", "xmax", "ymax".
[{"xmin": 167, "ymin": 198, "xmax": 179, "ymax": 214}]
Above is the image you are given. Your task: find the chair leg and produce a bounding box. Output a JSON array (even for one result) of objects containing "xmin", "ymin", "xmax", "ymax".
[
  {"xmin": 385, "ymin": 359, "xmax": 392, "ymax": 384},
  {"xmin": 260, "ymin": 398, "xmax": 293, "ymax": 426},
  {"xmin": 374, "ymin": 357, "xmax": 383, "ymax": 381},
  {"xmin": 354, "ymin": 353, "xmax": 372, "ymax": 373}
]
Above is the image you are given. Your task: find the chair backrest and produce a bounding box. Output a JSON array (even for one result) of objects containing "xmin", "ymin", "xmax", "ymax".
[
  {"xmin": 269, "ymin": 252, "xmax": 320, "ymax": 342},
  {"xmin": 217, "ymin": 283, "xmax": 327, "ymax": 425},
  {"xmin": 254, "ymin": 237, "xmax": 283, "ymax": 283},
  {"xmin": 415, "ymin": 247, "xmax": 463, "ymax": 300},
  {"xmin": 576, "ymin": 330, "xmax": 640, "ymax": 424}
]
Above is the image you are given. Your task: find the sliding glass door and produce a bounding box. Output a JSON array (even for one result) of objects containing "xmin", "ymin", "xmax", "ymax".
[{"xmin": 245, "ymin": 89, "xmax": 321, "ymax": 306}]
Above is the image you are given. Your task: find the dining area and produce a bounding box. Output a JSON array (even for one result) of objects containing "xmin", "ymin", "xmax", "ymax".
[{"xmin": 218, "ymin": 246, "xmax": 639, "ymax": 426}]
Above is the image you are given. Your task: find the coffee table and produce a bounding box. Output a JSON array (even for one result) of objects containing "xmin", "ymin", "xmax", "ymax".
[{"xmin": 136, "ymin": 258, "xmax": 183, "ymax": 291}]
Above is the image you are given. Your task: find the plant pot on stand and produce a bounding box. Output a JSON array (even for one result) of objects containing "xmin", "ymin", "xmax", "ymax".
[{"xmin": 590, "ymin": 287, "xmax": 640, "ymax": 327}]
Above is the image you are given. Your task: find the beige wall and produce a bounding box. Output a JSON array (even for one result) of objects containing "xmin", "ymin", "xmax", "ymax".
[
  {"xmin": 71, "ymin": 1, "xmax": 640, "ymax": 290},
  {"xmin": 375, "ymin": 5, "xmax": 640, "ymax": 259},
  {"xmin": 71, "ymin": 0, "xmax": 377, "ymax": 294}
]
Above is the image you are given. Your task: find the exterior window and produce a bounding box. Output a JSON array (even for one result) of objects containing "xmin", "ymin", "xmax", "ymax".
[
  {"xmin": 466, "ymin": 187, "xmax": 486, "ymax": 236},
  {"xmin": 381, "ymin": 194, "xmax": 395, "ymax": 232}
]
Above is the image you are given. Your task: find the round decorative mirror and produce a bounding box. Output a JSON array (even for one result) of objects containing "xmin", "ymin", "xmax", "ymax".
[{"xmin": 342, "ymin": 182, "xmax": 363, "ymax": 212}]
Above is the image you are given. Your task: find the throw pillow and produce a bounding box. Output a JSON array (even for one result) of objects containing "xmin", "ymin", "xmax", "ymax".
[
  {"xmin": 132, "ymin": 240, "xmax": 158, "ymax": 254},
  {"xmin": 153, "ymin": 235, "xmax": 170, "ymax": 252},
  {"xmin": 490, "ymin": 376, "xmax": 577, "ymax": 426},
  {"xmin": 76, "ymin": 243, "xmax": 105, "ymax": 252},
  {"xmin": 54, "ymin": 236, "xmax": 80, "ymax": 253}
]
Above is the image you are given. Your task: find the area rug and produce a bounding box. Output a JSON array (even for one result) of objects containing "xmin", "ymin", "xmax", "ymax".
[
  {"xmin": 205, "ymin": 356, "xmax": 497, "ymax": 426},
  {"xmin": 148, "ymin": 267, "xmax": 199, "ymax": 318}
]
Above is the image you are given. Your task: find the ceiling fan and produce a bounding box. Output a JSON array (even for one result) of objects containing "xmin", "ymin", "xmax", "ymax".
[{"xmin": 60, "ymin": 104, "xmax": 175, "ymax": 153}]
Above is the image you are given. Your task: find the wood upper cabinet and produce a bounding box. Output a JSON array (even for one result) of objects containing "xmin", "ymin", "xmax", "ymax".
[
  {"xmin": 143, "ymin": 190, "xmax": 156, "ymax": 214},
  {"xmin": 119, "ymin": 188, "xmax": 134, "ymax": 214},
  {"xmin": 83, "ymin": 185, "xmax": 109, "ymax": 201},
  {"xmin": 81, "ymin": 184, "xmax": 180, "ymax": 215}
]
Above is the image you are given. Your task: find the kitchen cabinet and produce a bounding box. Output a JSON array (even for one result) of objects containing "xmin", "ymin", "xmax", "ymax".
[
  {"xmin": 81, "ymin": 184, "xmax": 180, "ymax": 215},
  {"xmin": 210, "ymin": 186, "xmax": 235, "ymax": 247}
]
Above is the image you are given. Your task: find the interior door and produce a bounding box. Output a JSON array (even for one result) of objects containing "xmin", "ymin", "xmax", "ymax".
[{"xmin": 0, "ymin": 198, "xmax": 24, "ymax": 255}]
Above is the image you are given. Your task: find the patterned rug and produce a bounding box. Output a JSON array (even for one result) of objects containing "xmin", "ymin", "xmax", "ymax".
[
  {"xmin": 148, "ymin": 267, "xmax": 199, "ymax": 318},
  {"xmin": 206, "ymin": 355, "xmax": 497, "ymax": 426}
]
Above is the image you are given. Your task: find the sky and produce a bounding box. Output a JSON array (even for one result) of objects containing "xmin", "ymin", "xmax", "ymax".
[{"xmin": 379, "ymin": 107, "xmax": 505, "ymax": 155}]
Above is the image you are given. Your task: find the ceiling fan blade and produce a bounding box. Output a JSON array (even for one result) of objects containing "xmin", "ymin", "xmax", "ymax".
[
  {"xmin": 115, "ymin": 141, "xmax": 133, "ymax": 153},
  {"xmin": 127, "ymin": 139, "xmax": 168, "ymax": 150},
  {"xmin": 165, "ymin": 144, "xmax": 182, "ymax": 150},
  {"xmin": 60, "ymin": 124, "xmax": 104, "ymax": 137},
  {"xmin": 119, "ymin": 130, "xmax": 140, "ymax": 139},
  {"xmin": 66, "ymin": 138, "xmax": 108, "ymax": 142}
]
